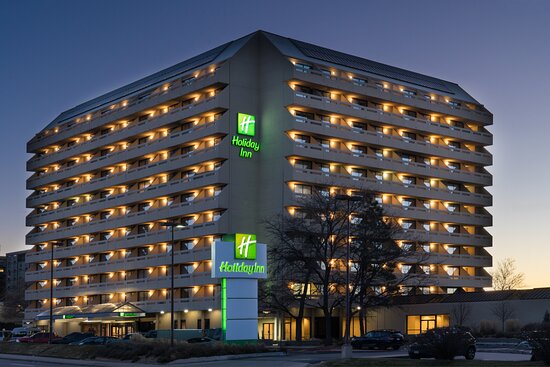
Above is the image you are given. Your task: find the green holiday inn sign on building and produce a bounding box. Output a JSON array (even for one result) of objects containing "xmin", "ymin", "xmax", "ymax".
[{"xmin": 232, "ymin": 113, "xmax": 261, "ymax": 158}]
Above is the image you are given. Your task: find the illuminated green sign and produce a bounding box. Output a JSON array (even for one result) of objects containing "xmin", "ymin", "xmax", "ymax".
[
  {"xmin": 119, "ymin": 312, "xmax": 142, "ymax": 317},
  {"xmin": 235, "ymin": 233, "xmax": 256, "ymax": 260},
  {"xmin": 62, "ymin": 315, "xmax": 75, "ymax": 319},
  {"xmin": 237, "ymin": 113, "xmax": 256, "ymax": 136},
  {"xmin": 219, "ymin": 261, "xmax": 265, "ymax": 275},
  {"xmin": 234, "ymin": 113, "xmax": 260, "ymax": 159}
]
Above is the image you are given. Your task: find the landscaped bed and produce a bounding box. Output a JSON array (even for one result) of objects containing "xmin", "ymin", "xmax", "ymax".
[
  {"xmin": 323, "ymin": 358, "xmax": 543, "ymax": 367},
  {"xmin": 0, "ymin": 341, "xmax": 268, "ymax": 363}
]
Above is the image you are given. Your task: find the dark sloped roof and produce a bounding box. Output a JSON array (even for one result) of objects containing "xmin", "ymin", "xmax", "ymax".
[
  {"xmin": 45, "ymin": 30, "xmax": 483, "ymax": 131},
  {"xmin": 392, "ymin": 288, "xmax": 550, "ymax": 305},
  {"xmin": 46, "ymin": 43, "xmax": 229, "ymax": 130}
]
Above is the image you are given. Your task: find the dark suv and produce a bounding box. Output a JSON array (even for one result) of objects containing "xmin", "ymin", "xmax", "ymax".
[
  {"xmin": 408, "ymin": 327, "xmax": 476, "ymax": 360},
  {"xmin": 351, "ymin": 329, "xmax": 405, "ymax": 350}
]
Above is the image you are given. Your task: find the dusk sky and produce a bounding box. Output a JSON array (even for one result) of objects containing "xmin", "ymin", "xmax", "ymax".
[{"xmin": 1, "ymin": 0, "xmax": 549, "ymax": 287}]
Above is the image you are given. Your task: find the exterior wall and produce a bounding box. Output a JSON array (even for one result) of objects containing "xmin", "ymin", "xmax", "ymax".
[
  {"xmin": 6, "ymin": 250, "xmax": 27, "ymax": 293},
  {"xmin": 371, "ymin": 299, "xmax": 550, "ymax": 335},
  {"xmin": 24, "ymin": 31, "xmax": 494, "ymax": 338}
]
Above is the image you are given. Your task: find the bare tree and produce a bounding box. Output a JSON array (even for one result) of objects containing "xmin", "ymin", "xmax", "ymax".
[
  {"xmin": 451, "ymin": 303, "xmax": 472, "ymax": 327},
  {"xmin": 264, "ymin": 189, "xmax": 414, "ymax": 344},
  {"xmin": 491, "ymin": 301, "xmax": 516, "ymax": 332},
  {"xmin": 492, "ymin": 258, "xmax": 525, "ymax": 290}
]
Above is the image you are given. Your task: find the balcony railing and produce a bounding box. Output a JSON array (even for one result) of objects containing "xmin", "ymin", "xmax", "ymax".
[
  {"xmin": 293, "ymin": 91, "xmax": 492, "ymax": 143},
  {"xmin": 293, "ymin": 65, "xmax": 492, "ymax": 121},
  {"xmin": 27, "ymin": 169, "xmax": 223, "ymax": 225},
  {"xmin": 290, "ymin": 167, "xmax": 492, "ymax": 206},
  {"xmin": 28, "ymin": 105, "xmax": 221, "ymax": 184},
  {"xmin": 26, "ymin": 247, "xmax": 211, "ymax": 281},
  {"xmin": 27, "ymin": 192, "xmax": 225, "ymax": 242},
  {"xmin": 28, "ymin": 106, "xmax": 222, "ymax": 170},
  {"xmin": 29, "ymin": 69, "xmax": 220, "ymax": 146},
  {"xmin": 294, "ymin": 116, "xmax": 492, "ymax": 164},
  {"xmin": 293, "ymin": 141, "xmax": 491, "ymax": 185}
]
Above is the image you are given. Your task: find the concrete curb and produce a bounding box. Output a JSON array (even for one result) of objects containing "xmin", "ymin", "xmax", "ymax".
[
  {"xmin": 0, "ymin": 353, "xmax": 149, "ymax": 366},
  {"xmin": 0, "ymin": 351, "xmax": 286, "ymax": 366},
  {"xmin": 168, "ymin": 352, "xmax": 286, "ymax": 365}
]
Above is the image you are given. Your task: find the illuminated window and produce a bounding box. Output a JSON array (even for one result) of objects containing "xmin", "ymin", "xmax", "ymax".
[{"xmin": 407, "ymin": 314, "xmax": 449, "ymax": 335}]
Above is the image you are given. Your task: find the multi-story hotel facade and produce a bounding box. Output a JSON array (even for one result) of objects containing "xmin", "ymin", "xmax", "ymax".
[{"xmin": 25, "ymin": 31, "xmax": 493, "ymax": 339}]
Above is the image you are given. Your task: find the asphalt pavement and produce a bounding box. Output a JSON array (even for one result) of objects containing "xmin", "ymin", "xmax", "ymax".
[{"xmin": 0, "ymin": 349, "xmax": 533, "ymax": 367}]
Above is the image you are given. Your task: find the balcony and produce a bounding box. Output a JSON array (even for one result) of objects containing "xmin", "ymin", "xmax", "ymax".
[
  {"xmin": 398, "ymin": 228, "xmax": 492, "ymax": 247},
  {"xmin": 27, "ymin": 101, "xmax": 228, "ymax": 171},
  {"xmin": 289, "ymin": 90, "xmax": 492, "ymax": 145},
  {"xmin": 26, "ymin": 190, "xmax": 229, "ymax": 244},
  {"xmin": 27, "ymin": 108, "xmax": 228, "ymax": 189},
  {"xmin": 291, "ymin": 65, "xmax": 493, "ymax": 125},
  {"xmin": 26, "ymin": 247, "xmax": 211, "ymax": 282},
  {"xmin": 27, "ymin": 142, "xmax": 227, "ymax": 207},
  {"xmin": 293, "ymin": 116, "xmax": 492, "ymax": 166},
  {"xmin": 27, "ymin": 165, "xmax": 229, "ymax": 226},
  {"xmin": 404, "ymin": 273, "xmax": 492, "ymax": 288},
  {"xmin": 288, "ymin": 166, "xmax": 492, "ymax": 206},
  {"xmin": 292, "ymin": 142, "xmax": 492, "ymax": 186},
  {"xmin": 382, "ymin": 204, "xmax": 492, "ymax": 227},
  {"xmin": 26, "ymin": 270, "xmax": 213, "ymax": 299},
  {"xmin": 27, "ymin": 65, "xmax": 229, "ymax": 152},
  {"xmin": 26, "ymin": 214, "xmax": 229, "ymax": 263}
]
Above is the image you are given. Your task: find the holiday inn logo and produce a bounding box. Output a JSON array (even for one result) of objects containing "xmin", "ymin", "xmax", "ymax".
[
  {"xmin": 235, "ymin": 233, "xmax": 256, "ymax": 260},
  {"xmin": 237, "ymin": 113, "xmax": 256, "ymax": 136}
]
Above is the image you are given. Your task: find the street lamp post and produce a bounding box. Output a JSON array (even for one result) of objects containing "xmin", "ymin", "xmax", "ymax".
[
  {"xmin": 49, "ymin": 242, "xmax": 55, "ymax": 344},
  {"xmin": 160, "ymin": 221, "xmax": 185, "ymax": 347},
  {"xmin": 335, "ymin": 194, "xmax": 361, "ymax": 359}
]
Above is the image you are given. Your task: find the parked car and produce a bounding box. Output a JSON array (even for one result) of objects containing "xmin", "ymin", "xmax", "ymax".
[
  {"xmin": 11, "ymin": 327, "xmax": 41, "ymax": 342},
  {"xmin": 408, "ymin": 327, "xmax": 476, "ymax": 360},
  {"xmin": 52, "ymin": 332, "xmax": 95, "ymax": 344},
  {"xmin": 18, "ymin": 332, "xmax": 61, "ymax": 343},
  {"xmin": 71, "ymin": 336, "xmax": 119, "ymax": 345},
  {"xmin": 187, "ymin": 337, "xmax": 214, "ymax": 343},
  {"xmin": 351, "ymin": 329, "xmax": 405, "ymax": 350},
  {"xmin": 144, "ymin": 330, "xmax": 157, "ymax": 339}
]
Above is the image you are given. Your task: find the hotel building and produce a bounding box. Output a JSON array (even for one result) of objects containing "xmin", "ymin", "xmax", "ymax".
[{"xmin": 25, "ymin": 31, "xmax": 492, "ymax": 339}]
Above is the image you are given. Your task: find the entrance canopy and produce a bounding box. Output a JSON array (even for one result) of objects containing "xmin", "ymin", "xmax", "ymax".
[{"xmin": 35, "ymin": 302, "xmax": 146, "ymax": 320}]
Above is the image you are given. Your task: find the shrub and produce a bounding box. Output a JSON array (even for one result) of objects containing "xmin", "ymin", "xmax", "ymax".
[
  {"xmin": 479, "ymin": 320, "xmax": 497, "ymax": 336},
  {"xmin": 505, "ymin": 319, "xmax": 521, "ymax": 333}
]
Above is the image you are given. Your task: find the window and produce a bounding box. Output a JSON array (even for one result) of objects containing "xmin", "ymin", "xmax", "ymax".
[
  {"xmin": 137, "ymin": 225, "xmax": 150, "ymax": 234},
  {"xmin": 447, "ymin": 204, "xmax": 460, "ymax": 212},
  {"xmin": 294, "ymin": 63, "xmax": 311, "ymax": 72},
  {"xmin": 447, "ymin": 225, "xmax": 460, "ymax": 233},
  {"xmin": 402, "ymin": 176, "xmax": 416, "ymax": 185},
  {"xmin": 295, "ymin": 111, "xmax": 314, "ymax": 120},
  {"xmin": 407, "ymin": 314, "xmax": 449, "ymax": 335},
  {"xmin": 447, "ymin": 161, "xmax": 460, "ymax": 170},
  {"xmin": 403, "ymin": 89, "xmax": 417, "ymax": 98},
  {"xmin": 293, "ymin": 134, "xmax": 310, "ymax": 144},
  {"xmin": 352, "ymin": 77, "xmax": 366, "ymax": 86},
  {"xmin": 294, "ymin": 184, "xmax": 312, "ymax": 195},
  {"xmin": 351, "ymin": 121, "xmax": 367, "ymax": 131},
  {"xmin": 351, "ymin": 168, "xmax": 366, "ymax": 178},
  {"xmin": 402, "ymin": 198, "xmax": 415, "ymax": 207},
  {"xmin": 294, "ymin": 160, "xmax": 312, "ymax": 170},
  {"xmin": 403, "ymin": 109, "xmax": 417, "ymax": 119},
  {"xmin": 402, "ymin": 132, "xmax": 416, "ymax": 140},
  {"xmin": 401, "ymin": 220, "xmax": 415, "ymax": 230},
  {"xmin": 138, "ymin": 202, "xmax": 151, "ymax": 212},
  {"xmin": 138, "ymin": 247, "xmax": 149, "ymax": 257},
  {"xmin": 401, "ymin": 154, "xmax": 415, "ymax": 163},
  {"xmin": 374, "ymin": 171, "xmax": 383, "ymax": 181},
  {"xmin": 351, "ymin": 145, "xmax": 366, "ymax": 155}
]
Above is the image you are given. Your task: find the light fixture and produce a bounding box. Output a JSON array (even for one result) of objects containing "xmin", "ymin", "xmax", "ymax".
[{"xmin": 160, "ymin": 310, "xmax": 165, "ymax": 314}]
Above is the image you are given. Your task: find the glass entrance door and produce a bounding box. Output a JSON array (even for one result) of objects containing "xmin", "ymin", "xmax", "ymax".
[{"xmin": 262, "ymin": 323, "xmax": 274, "ymax": 340}]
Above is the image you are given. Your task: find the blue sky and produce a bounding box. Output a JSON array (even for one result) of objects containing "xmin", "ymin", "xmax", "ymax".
[{"xmin": 1, "ymin": 0, "xmax": 549, "ymax": 286}]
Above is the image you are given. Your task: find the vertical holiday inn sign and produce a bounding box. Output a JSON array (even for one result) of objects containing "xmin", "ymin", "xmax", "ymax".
[{"xmin": 231, "ymin": 113, "xmax": 261, "ymax": 158}]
